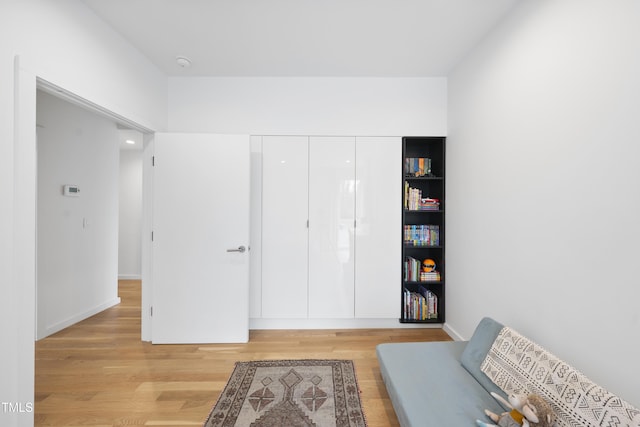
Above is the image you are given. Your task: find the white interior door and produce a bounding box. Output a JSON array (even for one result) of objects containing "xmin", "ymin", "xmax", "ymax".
[{"xmin": 152, "ymin": 133, "xmax": 250, "ymax": 343}]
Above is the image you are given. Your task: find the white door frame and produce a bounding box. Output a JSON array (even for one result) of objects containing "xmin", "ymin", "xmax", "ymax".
[
  {"xmin": 14, "ymin": 56, "xmax": 157, "ymax": 419},
  {"xmin": 13, "ymin": 57, "xmax": 38, "ymax": 424}
]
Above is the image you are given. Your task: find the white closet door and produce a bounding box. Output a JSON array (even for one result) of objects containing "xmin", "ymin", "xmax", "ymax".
[
  {"xmin": 308, "ymin": 136, "xmax": 356, "ymax": 318},
  {"xmin": 261, "ymin": 136, "xmax": 309, "ymax": 318},
  {"xmin": 354, "ymin": 137, "xmax": 401, "ymax": 318}
]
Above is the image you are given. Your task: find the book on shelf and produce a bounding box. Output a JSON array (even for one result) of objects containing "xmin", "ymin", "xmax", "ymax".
[
  {"xmin": 403, "ymin": 287, "xmax": 438, "ymax": 320},
  {"xmin": 404, "ymin": 183, "xmax": 440, "ymax": 211},
  {"xmin": 403, "ymin": 256, "xmax": 421, "ymax": 282},
  {"xmin": 403, "ymin": 256, "xmax": 441, "ymax": 282},
  {"xmin": 418, "ymin": 285, "xmax": 438, "ymax": 320},
  {"xmin": 404, "ymin": 224, "xmax": 440, "ymax": 247},
  {"xmin": 405, "ymin": 157, "xmax": 432, "ymax": 177}
]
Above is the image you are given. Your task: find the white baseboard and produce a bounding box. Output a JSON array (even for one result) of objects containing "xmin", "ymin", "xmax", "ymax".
[
  {"xmin": 118, "ymin": 274, "xmax": 141, "ymax": 280},
  {"xmin": 37, "ymin": 297, "xmax": 121, "ymax": 340},
  {"xmin": 250, "ymin": 318, "xmax": 443, "ymax": 330},
  {"xmin": 443, "ymin": 322, "xmax": 465, "ymax": 341}
]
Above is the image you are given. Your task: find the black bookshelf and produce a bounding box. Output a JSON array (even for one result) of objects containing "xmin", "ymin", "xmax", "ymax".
[{"xmin": 401, "ymin": 137, "xmax": 445, "ymax": 323}]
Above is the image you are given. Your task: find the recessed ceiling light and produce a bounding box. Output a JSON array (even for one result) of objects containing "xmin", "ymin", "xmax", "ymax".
[
  {"xmin": 176, "ymin": 56, "xmax": 192, "ymax": 68},
  {"xmin": 125, "ymin": 139, "xmax": 135, "ymax": 145}
]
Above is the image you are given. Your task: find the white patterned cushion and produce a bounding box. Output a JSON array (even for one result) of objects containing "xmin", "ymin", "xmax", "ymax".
[{"xmin": 481, "ymin": 326, "xmax": 640, "ymax": 427}]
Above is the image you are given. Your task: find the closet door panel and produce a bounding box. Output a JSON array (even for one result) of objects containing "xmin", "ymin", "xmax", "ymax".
[
  {"xmin": 261, "ymin": 136, "xmax": 309, "ymax": 318},
  {"xmin": 354, "ymin": 137, "xmax": 401, "ymax": 318},
  {"xmin": 308, "ymin": 136, "xmax": 356, "ymax": 318}
]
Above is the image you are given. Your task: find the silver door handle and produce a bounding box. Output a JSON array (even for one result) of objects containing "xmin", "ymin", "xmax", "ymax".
[{"xmin": 226, "ymin": 245, "xmax": 246, "ymax": 253}]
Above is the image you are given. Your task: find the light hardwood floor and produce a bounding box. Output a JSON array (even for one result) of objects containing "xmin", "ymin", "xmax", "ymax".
[{"xmin": 35, "ymin": 280, "xmax": 452, "ymax": 426}]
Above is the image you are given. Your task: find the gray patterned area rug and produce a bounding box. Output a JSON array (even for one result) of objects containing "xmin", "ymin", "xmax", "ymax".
[{"xmin": 204, "ymin": 359, "xmax": 367, "ymax": 427}]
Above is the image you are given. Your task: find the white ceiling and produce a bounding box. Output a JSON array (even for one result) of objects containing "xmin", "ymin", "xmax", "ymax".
[{"xmin": 81, "ymin": 0, "xmax": 522, "ymax": 77}]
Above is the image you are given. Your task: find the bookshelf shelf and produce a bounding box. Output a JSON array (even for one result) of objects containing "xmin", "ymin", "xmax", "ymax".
[
  {"xmin": 404, "ymin": 210, "xmax": 444, "ymax": 214},
  {"xmin": 404, "ymin": 281, "xmax": 443, "ymax": 285},
  {"xmin": 401, "ymin": 137, "xmax": 445, "ymax": 324}
]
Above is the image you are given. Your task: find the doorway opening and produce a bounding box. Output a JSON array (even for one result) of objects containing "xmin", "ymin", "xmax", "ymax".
[{"xmin": 35, "ymin": 82, "xmax": 150, "ymax": 340}]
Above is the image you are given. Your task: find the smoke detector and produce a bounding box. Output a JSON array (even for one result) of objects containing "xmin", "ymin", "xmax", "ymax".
[{"xmin": 176, "ymin": 56, "xmax": 192, "ymax": 68}]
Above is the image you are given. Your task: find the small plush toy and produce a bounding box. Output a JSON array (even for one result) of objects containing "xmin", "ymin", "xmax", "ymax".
[
  {"xmin": 476, "ymin": 392, "xmax": 556, "ymax": 427},
  {"xmin": 422, "ymin": 258, "xmax": 436, "ymax": 272}
]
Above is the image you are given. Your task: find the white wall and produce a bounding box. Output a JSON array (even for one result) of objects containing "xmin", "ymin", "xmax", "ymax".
[
  {"xmin": 119, "ymin": 149, "xmax": 143, "ymax": 279},
  {"xmin": 1, "ymin": 1, "xmax": 166, "ymax": 425},
  {"xmin": 36, "ymin": 90, "xmax": 121, "ymax": 338},
  {"xmin": 447, "ymin": 0, "xmax": 640, "ymax": 407},
  {"xmin": 10, "ymin": 1, "xmax": 167, "ymax": 131},
  {"xmin": 168, "ymin": 77, "xmax": 446, "ymax": 135},
  {"xmin": 169, "ymin": 76, "xmax": 446, "ymax": 330}
]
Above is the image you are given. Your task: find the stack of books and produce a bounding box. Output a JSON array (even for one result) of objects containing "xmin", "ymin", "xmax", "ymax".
[
  {"xmin": 404, "ymin": 225, "xmax": 440, "ymax": 247},
  {"xmin": 420, "ymin": 270, "xmax": 441, "ymax": 282},
  {"xmin": 405, "ymin": 157, "xmax": 433, "ymax": 177},
  {"xmin": 403, "ymin": 286, "xmax": 438, "ymax": 320},
  {"xmin": 418, "ymin": 197, "xmax": 440, "ymax": 210}
]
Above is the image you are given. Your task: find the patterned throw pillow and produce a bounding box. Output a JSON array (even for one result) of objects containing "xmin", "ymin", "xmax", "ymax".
[{"xmin": 481, "ymin": 326, "xmax": 640, "ymax": 427}]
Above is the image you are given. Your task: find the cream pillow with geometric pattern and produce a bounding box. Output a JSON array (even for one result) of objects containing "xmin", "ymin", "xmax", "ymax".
[{"xmin": 481, "ymin": 326, "xmax": 640, "ymax": 427}]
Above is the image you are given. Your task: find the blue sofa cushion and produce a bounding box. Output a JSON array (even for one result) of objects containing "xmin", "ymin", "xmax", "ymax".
[
  {"xmin": 460, "ymin": 317, "xmax": 505, "ymax": 399},
  {"xmin": 377, "ymin": 341, "xmax": 503, "ymax": 426}
]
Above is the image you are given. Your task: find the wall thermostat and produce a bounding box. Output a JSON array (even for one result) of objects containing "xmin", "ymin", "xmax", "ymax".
[{"xmin": 63, "ymin": 185, "xmax": 80, "ymax": 197}]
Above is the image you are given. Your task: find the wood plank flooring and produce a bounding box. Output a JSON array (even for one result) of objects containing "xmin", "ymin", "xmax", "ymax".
[{"xmin": 35, "ymin": 280, "xmax": 452, "ymax": 426}]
